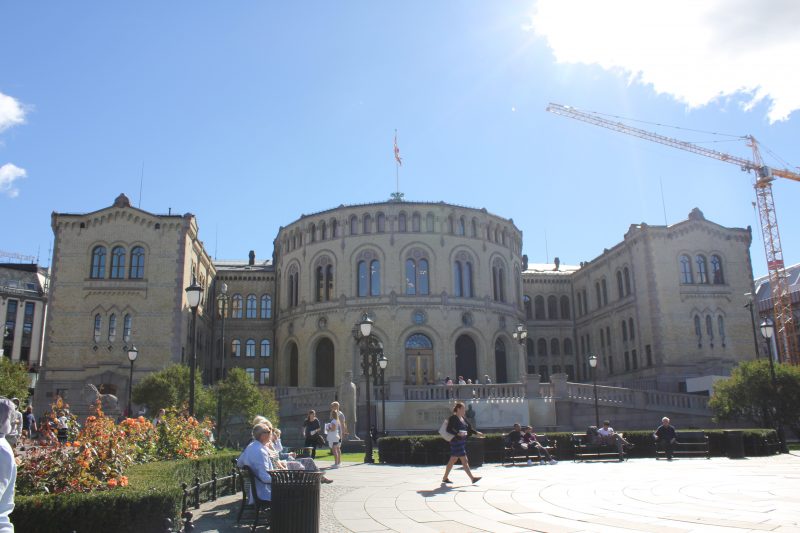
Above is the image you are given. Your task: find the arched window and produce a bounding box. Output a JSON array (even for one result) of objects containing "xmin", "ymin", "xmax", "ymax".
[
  {"xmin": 534, "ymin": 295, "xmax": 545, "ymax": 320},
  {"xmin": 129, "ymin": 246, "xmax": 145, "ymax": 278},
  {"xmin": 601, "ymin": 278, "xmax": 608, "ymax": 306},
  {"xmin": 93, "ymin": 314, "xmax": 102, "ymax": 342},
  {"xmin": 680, "ymin": 255, "xmax": 693, "ymax": 283},
  {"xmin": 629, "ymin": 318, "xmax": 635, "ymax": 340},
  {"xmin": 331, "ymin": 219, "xmax": 339, "ymax": 238},
  {"xmin": 350, "ymin": 215, "xmax": 358, "ymax": 235},
  {"xmin": 524, "ymin": 296, "xmax": 532, "ymax": 320},
  {"xmin": 358, "ymin": 261, "xmax": 368, "ymax": 297},
  {"xmin": 398, "ymin": 212, "xmax": 407, "ymax": 232},
  {"xmin": 260, "ymin": 339, "xmax": 271, "ymax": 357},
  {"xmin": 694, "ymin": 315, "xmax": 702, "ymax": 339},
  {"xmin": 231, "ymin": 294, "xmax": 243, "ymax": 318},
  {"xmin": 492, "ymin": 260, "xmax": 506, "ymax": 302},
  {"xmin": 696, "ymin": 255, "xmax": 708, "ymax": 284},
  {"xmin": 595, "ymin": 282, "xmax": 602, "ymax": 309},
  {"xmin": 321, "ymin": 221, "xmax": 327, "ymax": 240},
  {"xmin": 326, "ymin": 265, "xmax": 334, "ymax": 300},
  {"xmin": 376, "ymin": 213, "xmax": 385, "ymax": 233},
  {"xmin": 718, "ymin": 316, "xmax": 726, "ymax": 344},
  {"xmin": 471, "ymin": 219, "xmax": 478, "ymax": 237},
  {"xmin": 363, "ymin": 214, "xmax": 372, "ymax": 234},
  {"xmin": 123, "ymin": 314, "xmax": 132, "ymax": 342},
  {"xmin": 706, "ymin": 315, "xmax": 713, "ymax": 339},
  {"xmin": 560, "ymin": 296, "xmax": 571, "ymax": 319},
  {"xmin": 547, "ymin": 295, "xmax": 558, "ymax": 320},
  {"xmin": 108, "ymin": 313, "xmax": 117, "ymax": 341},
  {"xmin": 563, "ymin": 338, "xmax": 573, "ymax": 355},
  {"xmin": 260, "ymin": 295, "xmax": 272, "ymax": 319},
  {"xmin": 623, "ymin": 267, "xmax": 632, "ymax": 295},
  {"xmin": 418, "ymin": 259, "xmax": 429, "ymax": 295},
  {"xmin": 425, "ymin": 213, "xmax": 434, "ymax": 232},
  {"xmin": 711, "ymin": 255, "xmax": 724, "ymax": 284},
  {"xmin": 246, "ymin": 294, "xmax": 257, "ymax": 318},
  {"xmin": 287, "ymin": 265, "xmax": 299, "ymax": 308},
  {"xmin": 90, "ymin": 246, "xmax": 107, "ymax": 279},
  {"xmin": 309, "ymin": 223, "xmax": 316, "ymax": 243},
  {"xmin": 453, "ymin": 261, "xmax": 462, "ymax": 297},
  {"xmin": 457, "ymin": 217, "xmax": 466, "ymax": 236},
  {"xmin": 357, "ymin": 258, "xmax": 381, "ymax": 297},
  {"xmin": 537, "ymin": 338, "xmax": 548, "ymax": 357},
  {"xmin": 110, "ymin": 246, "xmax": 126, "ymax": 279},
  {"xmin": 406, "ymin": 259, "xmax": 417, "ymax": 295},
  {"xmin": 232, "ymin": 339, "xmax": 241, "ymax": 357},
  {"xmin": 621, "ymin": 320, "xmax": 628, "ymax": 342},
  {"xmin": 526, "ymin": 338, "xmax": 535, "ymax": 373},
  {"xmin": 316, "ymin": 266, "xmax": 325, "ymax": 301},
  {"xmin": 246, "ymin": 339, "xmax": 256, "ymax": 357},
  {"xmin": 616, "ymin": 271, "xmax": 624, "ymax": 299},
  {"xmin": 412, "ymin": 213, "xmax": 421, "ymax": 232},
  {"xmin": 551, "ymin": 338, "xmax": 560, "ymax": 356}
]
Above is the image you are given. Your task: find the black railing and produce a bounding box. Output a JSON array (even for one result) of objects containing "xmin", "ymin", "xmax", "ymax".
[{"xmin": 164, "ymin": 464, "xmax": 239, "ymax": 532}]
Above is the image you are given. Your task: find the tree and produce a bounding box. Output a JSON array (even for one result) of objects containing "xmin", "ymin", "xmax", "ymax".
[
  {"xmin": 216, "ymin": 368, "xmax": 279, "ymax": 442},
  {"xmin": 132, "ymin": 364, "xmax": 213, "ymax": 417},
  {"xmin": 0, "ymin": 358, "xmax": 29, "ymax": 403},
  {"xmin": 709, "ymin": 359, "xmax": 800, "ymax": 436}
]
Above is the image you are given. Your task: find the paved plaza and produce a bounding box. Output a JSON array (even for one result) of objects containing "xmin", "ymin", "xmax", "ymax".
[{"xmin": 194, "ymin": 453, "xmax": 800, "ymax": 533}]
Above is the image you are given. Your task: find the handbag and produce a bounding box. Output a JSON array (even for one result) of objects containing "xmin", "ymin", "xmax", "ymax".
[{"xmin": 438, "ymin": 419, "xmax": 454, "ymax": 442}]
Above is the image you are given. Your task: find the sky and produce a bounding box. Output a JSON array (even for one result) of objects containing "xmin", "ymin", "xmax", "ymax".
[{"xmin": 1, "ymin": 1, "xmax": 799, "ymax": 279}]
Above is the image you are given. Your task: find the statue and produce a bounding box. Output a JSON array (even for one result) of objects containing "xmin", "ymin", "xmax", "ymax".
[
  {"xmin": 466, "ymin": 403, "xmax": 477, "ymax": 429},
  {"xmin": 83, "ymin": 383, "xmax": 119, "ymax": 414},
  {"xmin": 338, "ymin": 371, "xmax": 358, "ymax": 441}
]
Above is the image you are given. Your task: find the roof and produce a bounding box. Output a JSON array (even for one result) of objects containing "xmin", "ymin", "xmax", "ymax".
[
  {"xmin": 0, "ymin": 264, "xmax": 46, "ymax": 297},
  {"xmin": 214, "ymin": 259, "xmax": 274, "ymax": 272},
  {"xmin": 523, "ymin": 262, "xmax": 580, "ymax": 275},
  {"xmin": 754, "ymin": 263, "xmax": 800, "ymax": 312}
]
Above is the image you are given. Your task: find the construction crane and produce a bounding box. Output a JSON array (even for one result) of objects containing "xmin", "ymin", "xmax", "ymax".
[{"xmin": 546, "ymin": 103, "xmax": 799, "ymax": 364}]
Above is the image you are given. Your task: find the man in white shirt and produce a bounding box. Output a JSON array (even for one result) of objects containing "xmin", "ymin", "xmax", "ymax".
[
  {"xmin": 4, "ymin": 400, "xmax": 21, "ymax": 449},
  {"xmin": 0, "ymin": 398, "xmax": 17, "ymax": 532},
  {"xmin": 236, "ymin": 424, "xmax": 274, "ymax": 503},
  {"xmin": 597, "ymin": 420, "xmax": 633, "ymax": 456}
]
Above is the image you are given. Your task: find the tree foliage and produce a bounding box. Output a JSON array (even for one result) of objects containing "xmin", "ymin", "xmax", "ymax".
[
  {"xmin": 709, "ymin": 359, "xmax": 800, "ymax": 436},
  {"xmin": 216, "ymin": 368, "xmax": 279, "ymax": 434},
  {"xmin": 0, "ymin": 357, "xmax": 30, "ymax": 402},
  {"xmin": 131, "ymin": 364, "xmax": 213, "ymax": 417}
]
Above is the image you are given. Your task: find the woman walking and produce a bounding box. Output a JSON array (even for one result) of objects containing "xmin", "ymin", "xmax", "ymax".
[
  {"xmin": 302, "ymin": 410, "xmax": 322, "ymax": 458},
  {"xmin": 326, "ymin": 408, "xmax": 342, "ymax": 468},
  {"xmin": 442, "ymin": 401, "xmax": 484, "ymax": 484}
]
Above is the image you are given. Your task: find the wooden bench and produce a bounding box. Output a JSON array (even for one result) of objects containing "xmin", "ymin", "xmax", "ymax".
[
  {"xmin": 571, "ymin": 433, "xmax": 627, "ymax": 462},
  {"xmin": 654, "ymin": 430, "xmax": 709, "ymax": 460},
  {"xmin": 503, "ymin": 435, "xmax": 556, "ymax": 465}
]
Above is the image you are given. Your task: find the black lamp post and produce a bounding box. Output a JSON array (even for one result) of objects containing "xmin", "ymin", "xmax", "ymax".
[
  {"xmin": 27, "ymin": 364, "xmax": 39, "ymax": 401},
  {"xmin": 353, "ymin": 313, "xmax": 383, "ymax": 464},
  {"xmin": 216, "ymin": 283, "xmax": 229, "ymax": 441},
  {"xmin": 185, "ymin": 280, "xmax": 203, "ymax": 417},
  {"xmin": 126, "ymin": 345, "xmax": 138, "ymax": 417},
  {"xmin": 744, "ymin": 293, "xmax": 761, "ymax": 359},
  {"xmin": 588, "ymin": 353, "xmax": 599, "ymax": 428},
  {"xmin": 378, "ymin": 353, "xmax": 388, "ymax": 435},
  {"xmin": 512, "ymin": 323, "xmax": 528, "ymax": 379},
  {"xmin": 759, "ymin": 318, "xmax": 789, "ymax": 453}
]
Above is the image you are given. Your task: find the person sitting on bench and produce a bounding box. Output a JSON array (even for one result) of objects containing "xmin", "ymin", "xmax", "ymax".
[
  {"xmin": 237, "ymin": 424, "xmax": 274, "ymax": 504},
  {"xmin": 653, "ymin": 416, "xmax": 677, "ymax": 461},
  {"xmin": 598, "ymin": 420, "xmax": 633, "ymax": 456},
  {"xmin": 522, "ymin": 426, "xmax": 557, "ymax": 465},
  {"xmin": 505, "ymin": 423, "xmax": 523, "ymax": 449}
]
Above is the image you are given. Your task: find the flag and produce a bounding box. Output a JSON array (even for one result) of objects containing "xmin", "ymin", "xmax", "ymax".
[{"xmin": 394, "ymin": 131, "xmax": 403, "ymax": 166}]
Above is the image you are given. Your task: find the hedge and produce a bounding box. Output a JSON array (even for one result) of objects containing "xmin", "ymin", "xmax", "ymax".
[
  {"xmin": 377, "ymin": 429, "xmax": 780, "ymax": 464},
  {"xmin": 11, "ymin": 450, "xmax": 240, "ymax": 533}
]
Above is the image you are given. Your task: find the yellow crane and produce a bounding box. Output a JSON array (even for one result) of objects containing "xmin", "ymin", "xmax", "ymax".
[{"xmin": 546, "ymin": 103, "xmax": 799, "ymax": 364}]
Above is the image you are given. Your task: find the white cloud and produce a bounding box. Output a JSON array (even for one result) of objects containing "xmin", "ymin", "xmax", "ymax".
[
  {"xmin": 527, "ymin": 0, "xmax": 800, "ymax": 122},
  {"xmin": 0, "ymin": 163, "xmax": 26, "ymax": 198},
  {"xmin": 0, "ymin": 92, "xmax": 26, "ymax": 133}
]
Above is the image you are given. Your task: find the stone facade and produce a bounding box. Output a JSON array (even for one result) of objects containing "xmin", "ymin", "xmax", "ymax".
[
  {"xmin": 36, "ymin": 194, "xmax": 215, "ymax": 416},
  {"xmin": 0, "ymin": 263, "xmax": 48, "ymax": 366}
]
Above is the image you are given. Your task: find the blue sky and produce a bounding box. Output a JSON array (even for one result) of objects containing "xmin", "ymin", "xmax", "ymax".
[{"xmin": 1, "ymin": 1, "xmax": 798, "ymax": 278}]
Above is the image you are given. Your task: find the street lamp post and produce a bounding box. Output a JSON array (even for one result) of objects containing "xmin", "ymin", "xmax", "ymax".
[
  {"xmin": 216, "ymin": 283, "xmax": 229, "ymax": 442},
  {"xmin": 744, "ymin": 293, "xmax": 761, "ymax": 359},
  {"xmin": 588, "ymin": 353, "xmax": 599, "ymax": 428},
  {"xmin": 185, "ymin": 281, "xmax": 203, "ymax": 417},
  {"xmin": 378, "ymin": 353, "xmax": 388, "ymax": 436},
  {"xmin": 27, "ymin": 365, "xmax": 39, "ymax": 402},
  {"xmin": 512, "ymin": 324, "xmax": 528, "ymax": 382},
  {"xmin": 759, "ymin": 319, "xmax": 789, "ymax": 454},
  {"xmin": 127, "ymin": 346, "xmax": 138, "ymax": 417},
  {"xmin": 352, "ymin": 313, "xmax": 383, "ymax": 464}
]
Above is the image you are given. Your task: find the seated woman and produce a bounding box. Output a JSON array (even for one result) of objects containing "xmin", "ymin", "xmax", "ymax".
[{"xmin": 267, "ymin": 428, "xmax": 333, "ymax": 484}]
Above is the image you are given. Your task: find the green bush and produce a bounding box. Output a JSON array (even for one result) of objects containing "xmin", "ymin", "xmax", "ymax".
[
  {"xmin": 11, "ymin": 450, "xmax": 240, "ymax": 533},
  {"xmin": 377, "ymin": 429, "xmax": 779, "ymax": 464}
]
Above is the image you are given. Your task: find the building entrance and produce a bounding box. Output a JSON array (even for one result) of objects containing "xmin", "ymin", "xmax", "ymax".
[
  {"xmin": 405, "ymin": 333, "xmax": 434, "ymax": 385},
  {"xmin": 455, "ymin": 334, "xmax": 477, "ymax": 382}
]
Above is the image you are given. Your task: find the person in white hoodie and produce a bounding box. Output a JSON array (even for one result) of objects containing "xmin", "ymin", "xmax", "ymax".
[{"xmin": 0, "ymin": 398, "xmax": 17, "ymax": 532}]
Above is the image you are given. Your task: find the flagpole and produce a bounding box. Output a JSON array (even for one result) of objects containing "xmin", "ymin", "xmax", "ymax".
[{"xmin": 395, "ymin": 129, "xmax": 400, "ymax": 196}]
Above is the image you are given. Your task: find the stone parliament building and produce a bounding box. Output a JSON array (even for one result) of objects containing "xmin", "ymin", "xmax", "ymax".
[{"xmin": 36, "ymin": 194, "xmax": 757, "ymax": 431}]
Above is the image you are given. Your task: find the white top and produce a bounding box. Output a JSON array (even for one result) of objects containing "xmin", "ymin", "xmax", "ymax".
[
  {"xmin": 326, "ymin": 419, "xmax": 340, "ymax": 441},
  {"xmin": 7, "ymin": 412, "xmax": 21, "ymax": 439},
  {"xmin": 236, "ymin": 440, "xmax": 273, "ymax": 502},
  {"xmin": 0, "ymin": 438, "xmax": 16, "ymax": 532},
  {"xmin": 598, "ymin": 426, "xmax": 615, "ymax": 437}
]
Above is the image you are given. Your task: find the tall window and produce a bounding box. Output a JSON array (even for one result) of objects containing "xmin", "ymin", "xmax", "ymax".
[
  {"xmin": 696, "ymin": 255, "xmax": 708, "ymax": 284},
  {"xmin": 705, "ymin": 315, "xmax": 713, "ymax": 340},
  {"xmin": 718, "ymin": 316, "xmax": 726, "ymax": 345},
  {"xmin": 260, "ymin": 339, "xmax": 271, "ymax": 357},
  {"xmin": 537, "ymin": 338, "xmax": 548, "ymax": 357},
  {"xmin": 320, "ymin": 221, "xmax": 327, "ymax": 240},
  {"xmin": 287, "ymin": 266, "xmax": 299, "ymax": 308},
  {"xmin": 623, "ymin": 267, "xmax": 632, "ymax": 295},
  {"xmin": 547, "ymin": 295, "xmax": 558, "ymax": 320},
  {"xmin": 108, "ymin": 313, "xmax": 117, "ymax": 342},
  {"xmin": 622, "ymin": 320, "xmax": 628, "ymax": 342},
  {"xmin": 93, "ymin": 314, "xmax": 102, "ymax": 343},
  {"xmin": 357, "ymin": 258, "xmax": 381, "ymax": 297},
  {"xmin": 524, "ymin": 296, "xmax": 532, "ymax": 320},
  {"xmin": 425, "ymin": 213, "xmax": 434, "ymax": 232},
  {"xmin": 711, "ymin": 255, "xmax": 724, "ymax": 284},
  {"xmin": 376, "ymin": 213, "xmax": 385, "ymax": 233},
  {"xmin": 680, "ymin": 255, "xmax": 693, "ymax": 284},
  {"xmin": 616, "ymin": 271, "xmax": 624, "ymax": 299},
  {"xmin": 246, "ymin": 339, "xmax": 256, "ymax": 357},
  {"xmin": 363, "ymin": 214, "xmax": 372, "ymax": 234},
  {"xmin": 534, "ymin": 296, "xmax": 545, "ymax": 320},
  {"xmin": 260, "ymin": 295, "xmax": 272, "ymax": 319},
  {"xmin": 231, "ymin": 294, "xmax": 243, "ymax": 318},
  {"xmin": 457, "ymin": 217, "xmax": 466, "ymax": 236},
  {"xmin": 350, "ymin": 215, "xmax": 358, "ymax": 235},
  {"xmin": 628, "ymin": 318, "xmax": 635, "ymax": 340},
  {"xmin": 123, "ymin": 314, "xmax": 132, "ymax": 342},
  {"xmin": 412, "ymin": 213, "xmax": 421, "ymax": 232},
  {"xmin": 259, "ymin": 368, "xmax": 269, "ymax": 384},
  {"xmin": 331, "ymin": 219, "xmax": 339, "ymax": 238},
  {"xmin": 560, "ymin": 296, "xmax": 571, "ymax": 319},
  {"xmin": 405, "ymin": 257, "xmax": 429, "ymax": 295},
  {"xmin": 563, "ymin": 338, "xmax": 573, "ymax": 355},
  {"xmin": 109, "ymin": 246, "xmax": 126, "ymax": 279},
  {"xmin": 232, "ymin": 339, "xmax": 241, "ymax": 357},
  {"xmin": 694, "ymin": 315, "xmax": 702, "ymax": 343},
  {"xmin": 551, "ymin": 338, "xmax": 560, "ymax": 356},
  {"xmin": 601, "ymin": 279, "xmax": 608, "ymax": 306},
  {"xmin": 595, "ymin": 282, "xmax": 602, "ymax": 309},
  {"xmin": 309, "ymin": 223, "xmax": 316, "ymax": 242},
  {"xmin": 246, "ymin": 294, "xmax": 257, "ymax": 318},
  {"xmin": 453, "ymin": 261, "xmax": 461, "ymax": 297},
  {"xmin": 129, "ymin": 246, "xmax": 145, "ymax": 278},
  {"xmin": 492, "ymin": 260, "xmax": 506, "ymax": 302},
  {"xmin": 90, "ymin": 246, "xmax": 107, "ymax": 278},
  {"xmin": 471, "ymin": 219, "xmax": 478, "ymax": 237},
  {"xmin": 246, "ymin": 368, "xmax": 255, "ymax": 382},
  {"xmin": 315, "ymin": 263, "xmax": 335, "ymax": 301},
  {"xmin": 398, "ymin": 213, "xmax": 407, "ymax": 232}
]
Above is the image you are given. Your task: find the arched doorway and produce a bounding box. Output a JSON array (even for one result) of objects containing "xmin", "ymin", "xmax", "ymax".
[
  {"xmin": 455, "ymin": 334, "xmax": 477, "ymax": 382},
  {"xmin": 288, "ymin": 342, "xmax": 298, "ymax": 387},
  {"xmin": 405, "ymin": 333, "xmax": 434, "ymax": 385},
  {"xmin": 494, "ymin": 338, "xmax": 507, "ymax": 383},
  {"xmin": 314, "ymin": 338, "xmax": 335, "ymax": 387}
]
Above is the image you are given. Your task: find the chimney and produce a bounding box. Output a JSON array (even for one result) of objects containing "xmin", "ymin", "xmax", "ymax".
[
  {"xmin": 249, "ymin": 250, "xmax": 255, "ymax": 266},
  {"xmin": 553, "ymin": 257, "xmax": 560, "ymax": 271}
]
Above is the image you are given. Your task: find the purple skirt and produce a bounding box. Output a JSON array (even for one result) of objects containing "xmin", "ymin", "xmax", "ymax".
[{"xmin": 449, "ymin": 436, "xmax": 467, "ymax": 457}]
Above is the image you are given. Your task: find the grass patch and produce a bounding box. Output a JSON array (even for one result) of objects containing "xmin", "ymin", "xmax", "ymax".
[{"xmin": 313, "ymin": 449, "xmax": 375, "ymax": 463}]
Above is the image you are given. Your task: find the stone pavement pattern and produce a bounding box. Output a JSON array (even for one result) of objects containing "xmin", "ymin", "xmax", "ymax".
[{"xmin": 192, "ymin": 454, "xmax": 800, "ymax": 532}]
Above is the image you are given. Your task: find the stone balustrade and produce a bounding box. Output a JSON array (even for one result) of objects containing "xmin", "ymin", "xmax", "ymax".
[{"xmin": 403, "ymin": 383, "xmax": 525, "ymax": 401}]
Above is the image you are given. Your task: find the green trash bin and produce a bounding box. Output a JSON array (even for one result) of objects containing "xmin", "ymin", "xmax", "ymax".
[
  {"xmin": 724, "ymin": 430, "xmax": 745, "ymax": 459},
  {"xmin": 270, "ymin": 470, "xmax": 322, "ymax": 532}
]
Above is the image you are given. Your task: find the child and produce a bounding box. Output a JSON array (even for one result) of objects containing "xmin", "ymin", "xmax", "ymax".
[{"xmin": 326, "ymin": 410, "xmax": 341, "ymax": 468}]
